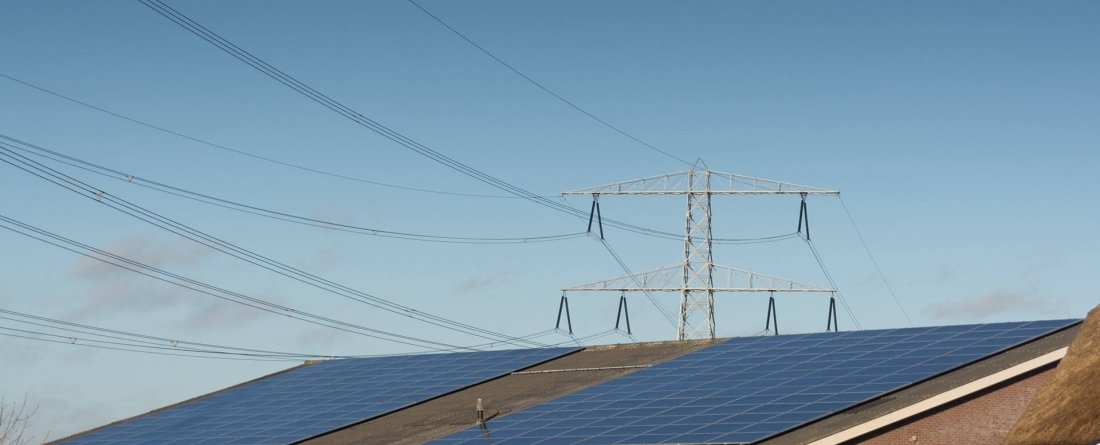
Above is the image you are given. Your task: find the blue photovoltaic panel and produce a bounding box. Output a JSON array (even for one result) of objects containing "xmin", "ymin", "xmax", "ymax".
[
  {"xmin": 431, "ymin": 319, "xmax": 1075, "ymax": 445},
  {"xmin": 61, "ymin": 347, "xmax": 577, "ymax": 445}
]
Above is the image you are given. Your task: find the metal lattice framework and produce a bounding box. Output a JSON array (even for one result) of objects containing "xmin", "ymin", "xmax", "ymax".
[
  {"xmin": 561, "ymin": 264, "xmax": 834, "ymax": 293},
  {"xmin": 564, "ymin": 168, "xmax": 840, "ymax": 196},
  {"xmin": 563, "ymin": 160, "xmax": 839, "ymax": 340}
]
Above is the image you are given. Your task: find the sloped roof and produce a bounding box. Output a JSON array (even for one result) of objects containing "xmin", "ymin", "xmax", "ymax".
[
  {"xmin": 302, "ymin": 340, "xmax": 716, "ymax": 445},
  {"xmin": 763, "ymin": 321, "xmax": 1079, "ymax": 444},
  {"xmin": 55, "ymin": 319, "xmax": 1077, "ymax": 445},
  {"xmin": 54, "ymin": 347, "xmax": 576, "ymax": 444},
  {"xmin": 430, "ymin": 320, "xmax": 1074, "ymax": 445}
]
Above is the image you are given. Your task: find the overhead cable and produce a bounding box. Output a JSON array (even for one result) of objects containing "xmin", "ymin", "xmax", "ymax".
[
  {"xmin": 838, "ymin": 196, "xmax": 914, "ymax": 327},
  {"xmin": 406, "ymin": 0, "xmax": 692, "ymax": 167},
  {"xmin": 0, "ymin": 148, "xmax": 551, "ymax": 349},
  {"xmin": 0, "ymin": 214, "xmax": 466, "ymax": 352},
  {"xmin": 713, "ymin": 232, "xmax": 801, "ymax": 245},
  {"xmin": 135, "ymin": 0, "xmax": 693, "ymax": 242},
  {"xmin": 0, "ymin": 135, "xmax": 587, "ymax": 245},
  {"xmin": 0, "ymin": 72, "xmax": 521, "ymax": 199},
  {"xmin": 0, "ymin": 330, "xmax": 302, "ymax": 362},
  {"xmin": 595, "ymin": 235, "xmax": 679, "ymax": 328},
  {"xmin": 0, "ymin": 308, "xmax": 340, "ymax": 359},
  {"xmin": 800, "ymin": 234, "xmax": 863, "ymax": 331},
  {"xmin": 0, "ymin": 307, "xmax": 552, "ymax": 360}
]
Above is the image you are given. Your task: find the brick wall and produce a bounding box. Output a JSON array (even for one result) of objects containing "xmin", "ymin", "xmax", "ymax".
[{"xmin": 853, "ymin": 367, "xmax": 1053, "ymax": 445}]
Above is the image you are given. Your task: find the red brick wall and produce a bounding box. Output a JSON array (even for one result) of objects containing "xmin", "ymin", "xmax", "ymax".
[{"xmin": 853, "ymin": 367, "xmax": 1053, "ymax": 445}]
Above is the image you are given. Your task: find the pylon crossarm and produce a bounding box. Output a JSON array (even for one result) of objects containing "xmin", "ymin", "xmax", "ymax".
[
  {"xmin": 562, "ymin": 263, "xmax": 833, "ymax": 293},
  {"xmin": 711, "ymin": 265, "xmax": 834, "ymax": 292},
  {"xmin": 562, "ymin": 264, "xmax": 682, "ymax": 292},
  {"xmin": 562, "ymin": 170, "xmax": 839, "ymax": 195}
]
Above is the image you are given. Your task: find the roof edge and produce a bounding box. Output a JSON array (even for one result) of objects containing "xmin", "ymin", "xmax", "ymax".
[
  {"xmin": 808, "ymin": 347, "xmax": 1066, "ymax": 445},
  {"xmin": 753, "ymin": 319, "xmax": 1082, "ymax": 445}
]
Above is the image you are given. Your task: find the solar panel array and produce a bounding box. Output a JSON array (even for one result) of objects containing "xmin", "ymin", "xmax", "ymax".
[
  {"xmin": 61, "ymin": 347, "xmax": 577, "ymax": 445},
  {"xmin": 432, "ymin": 320, "xmax": 1074, "ymax": 445}
]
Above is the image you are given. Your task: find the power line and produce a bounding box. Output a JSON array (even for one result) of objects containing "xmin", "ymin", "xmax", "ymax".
[
  {"xmin": 0, "ymin": 214, "xmax": 465, "ymax": 352},
  {"xmin": 0, "ymin": 320, "xmax": 318, "ymax": 361},
  {"xmin": 596, "ymin": 235, "xmax": 679, "ymax": 328},
  {"xmin": 24, "ymin": 0, "xmax": 798, "ymax": 344},
  {"xmin": 0, "ymin": 142, "xmax": 551, "ymax": 348},
  {"xmin": 838, "ymin": 196, "xmax": 914, "ymax": 327},
  {"xmin": 0, "ymin": 330, "xmax": 301, "ymax": 362},
  {"xmin": 135, "ymin": 0, "xmax": 693, "ymax": 242},
  {"xmin": 0, "ymin": 135, "xmax": 588, "ymax": 245},
  {"xmin": 0, "ymin": 212, "xmax": 563, "ymax": 354},
  {"xmin": 713, "ymin": 232, "xmax": 801, "ymax": 245},
  {"xmin": 538, "ymin": 328, "xmax": 616, "ymax": 348},
  {"xmin": 0, "ymin": 148, "xmax": 552, "ymax": 349},
  {"xmin": 2, "ymin": 68, "xmax": 682, "ymax": 242},
  {"xmin": 106, "ymin": 1, "xmax": 789, "ymax": 246},
  {"xmin": 0, "ymin": 308, "xmax": 337, "ymax": 359},
  {"xmin": 0, "ymin": 72, "xmax": 520, "ymax": 199},
  {"xmin": 137, "ymin": 0, "xmax": 544, "ymax": 198},
  {"xmin": 1, "ymin": 129, "xmax": 790, "ymax": 247},
  {"xmin": 800, "ymin": 234, "xmax": 863, "ymax": 331},
  {"xmin": 0, "ymin": 327, "xmax": 554, "ymax": 362},
  {"xmin": 0, "ymin": 307, "xmax": 552, "ymax": 360},
  {"xmin": 405, "ymin": 0, "xmax": 692, "ymax": 167}
]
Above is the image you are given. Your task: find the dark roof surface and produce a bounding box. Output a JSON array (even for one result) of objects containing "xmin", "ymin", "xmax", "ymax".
[
  {"xmin": 761, "ymin": 321, "xmax": 1080, "ymax": 445},
  {"xmin": 429, "ymin": 319, "xmax": 1076, "ymax": 445},
  {"xmin": 57, "ymin": 347, "xmax": 576, "ymax": 444},
  {"xmin": 301, "ymin": 340, "xmax": 716, "ymax": 445},
  {"xmin": 54, "ymin": 319, "xmax": 1078, "ymax": 445}
]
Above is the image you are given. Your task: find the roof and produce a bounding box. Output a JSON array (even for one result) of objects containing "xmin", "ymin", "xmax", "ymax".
[
  {"xmin": 55, "ymin": 319, "xmax": 1079, "ymax": 445},
  {"xmin": 1005, "ymin": 304, "xmax": 1100, "ymax": 444},
  {"xmin": 429, "ymin": 319, "xmax": 1076, "ymax": 445},
  {"xmin": 302, "ymin": 339, "xmax": 716, "ymax": 445},
  {"xmin": 763, "ymin": 321, "xmax": 1079, "ymax": 444},
  {"xmin": 54, "ymin": 347, "xmax": 577, "ymax": 444}
]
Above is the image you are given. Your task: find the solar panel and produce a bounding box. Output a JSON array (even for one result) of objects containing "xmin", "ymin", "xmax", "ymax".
[
  {"xmin": 430, "ymin": 320, "xmax": 1076, "ymax": 445},
  {"xmin": 60, "ymin": 347, "xmax": 577, "ymax": 444}
]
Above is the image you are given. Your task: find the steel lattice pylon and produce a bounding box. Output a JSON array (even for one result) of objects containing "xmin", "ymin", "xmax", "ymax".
[
  {"xmin": 680, "ymin": 167, "xmax": 715, "ymax": 339},
  {"xmin": 562, "ymin": 160, "xmax": 839, "ymax": 340}
]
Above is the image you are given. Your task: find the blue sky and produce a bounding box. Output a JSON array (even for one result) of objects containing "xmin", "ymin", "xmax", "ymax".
[{"xmin": 1, "ymin": 0, "xmax": 1097, "ymax": 440}]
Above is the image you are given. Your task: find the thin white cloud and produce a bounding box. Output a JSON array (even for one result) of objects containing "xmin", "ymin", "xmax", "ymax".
[
  {"xmin": 850, "ymin": 274, "xmax": 886, "ymax": 289},
  {"xmin": 906, "ymin": 265, "xmax": 960, "ymax": 286},
  {"xmin": 66, "ymin": 272, "xmax": 196, "ymax": 320},
  {"xmin": 181, "ymin": 299, "xmax": 270, "ymax": 330},
  {"xmin": 452, "ymin": 271, "xmax": 515, "ymax": 294},
  {"xmin": 67, "ymin": 234, "xmax": 207, "ymax": 318},
  {"xmin": 1014, "ymin": 248, "xmax": 1064, "ymax": 276},
  {"xmin": 64, "ymin": 235, "xmax": 266, "ymax": 330},
  {"xmin": 935, "ymin": 265, "xmax": 960, "ymax": 283},
  {"xmin": 294, "ymin": 248, "xmax": 343, "ymax": 272},
  {"xmin": 69, "ymin": 235, "xmax": 210, "ymax": 279},
  {"xmin": 923, "ymin": 289, "xmax": 1066, "ymax": 320},
  {"xmin": 294, "ymin": 328, "xmax": 347, "ymax": 349},
  {"xmin": 452, "ymin": 276, "xmax": 495, "ymax": 294}
]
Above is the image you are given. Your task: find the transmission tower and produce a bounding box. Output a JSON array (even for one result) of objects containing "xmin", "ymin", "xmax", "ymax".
[{"xmin": 562, "ymin": 160, "xmax": 839, "ymax": 340}]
